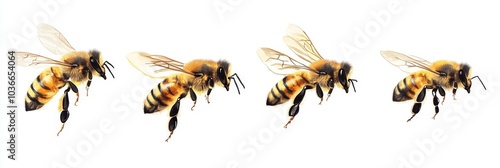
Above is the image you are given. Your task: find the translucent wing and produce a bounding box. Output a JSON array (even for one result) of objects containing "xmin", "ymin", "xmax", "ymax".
[
  {"xmin": 257, "ymin": 47, "xmax": 319, "ymax": 75},
  {"xmin": 14, "ymin": 51, "xmax": 73, "ymax": 67},
  {"xmin": 126, "ymin": 52, "xmax": 193, "ymax": 78},
  {"xmin": 37, "ymin": 23, "xmax": 75, "ymax": 55},
  {"xmin": 283, "ymin": 24, "xmax": 324, "ymax": 63},
  {"xmin": 380, "ymin": 50, "xmax": 439, "ymax": 75}
]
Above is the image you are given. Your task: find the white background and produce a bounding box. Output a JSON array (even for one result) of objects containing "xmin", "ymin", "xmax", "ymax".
[{"xmin": 1, "ymin": 0, "xmax": 499, "ymax": 168}]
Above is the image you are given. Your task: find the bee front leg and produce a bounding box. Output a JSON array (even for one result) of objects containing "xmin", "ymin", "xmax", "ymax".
[
  {"xmin": 408, "ymin": 88, "xmax": 426, "ymax": 122},
  {"xmin": 190, "ymin": 88, "xmax": 197, "ymax": 111},
  {"xmin": 284, "ymin": 85, "xmax": 312, "ymax": 128},
  {"xmin": 166, "ymin": 93, "xmax": 186, "ymax": 142},
  {"xmin": 315, "ymin": 83, "xmax": 323, "ymax": 105}
]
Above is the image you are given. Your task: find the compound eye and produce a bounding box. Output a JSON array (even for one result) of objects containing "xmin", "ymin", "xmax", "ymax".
[
  {"xmin": 90, "ymin": 57, "xmax": 102, "ymax": 74},
  {"xmin": 458, "ymin": 70, "xmax": 467, "ymax": 86},
  {"xmin": 217, "ymin": 67, "xmax": 228, "ymax": 86},
  {"xmin": 338, "ymin": 69, "xmax": 347, "ymax": 86}
]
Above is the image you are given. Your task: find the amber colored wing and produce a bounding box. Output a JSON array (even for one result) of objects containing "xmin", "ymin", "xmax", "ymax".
[
  {"xmin": 37, "ymin": 23, "xmax": 76, "ymax": 55},
  {"xmin": 283, "ymin": 24, "xmax": 324, "ymax": 64},
  {"xmin": 257, "ymin": 47, "xmax": 319, "ymax": 75},
  {"xmin": 126, "ymin": 52, "xmax": 194, "ymax": 78},
  {"xmin": 380, "ymin": 50, "xmax": 439, "ymax": 75},
  {"xmin": 14, "ymin": 51, "xmax": 73, "ymax": 67}
]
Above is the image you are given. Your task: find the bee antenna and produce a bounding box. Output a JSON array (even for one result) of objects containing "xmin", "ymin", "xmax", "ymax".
[
  {"xmin": 104, "ymin": 60, "xmax": 115, "ymax": 68},
  {"xmin": 471, "ymin": 76, "xmax": 486, "ymax": 90},
  {"xmin": 103, "ymin": 61, "xmax": 115, "ymax": 78},
  {"xmin": 348, "ymin": 79, "xmax": 358, "ymax": 92},
  {"xmin": 229, "ymin": 73, "xmax": 245, "ymax": 94}
]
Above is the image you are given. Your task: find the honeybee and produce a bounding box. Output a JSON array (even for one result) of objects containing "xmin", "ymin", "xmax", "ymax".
[
  {"xmin": 127, "ymin": 52, "xmax": 245, "ymax": 142},
  {"xmin": 14, "ymin": 23, "xmax": 115, "ymax": 136},
  {"xmin": 380, "ymin": 50, "xmax": 486, "ymax": 122},
  {"xmin": 257, "ymin": 24, "xmax": 357, "ymax": 128}
]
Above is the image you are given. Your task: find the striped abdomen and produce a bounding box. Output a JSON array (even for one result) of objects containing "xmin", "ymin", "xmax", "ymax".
[
  {"xmin": 266, "ymin": 72, "xmax": 310, "ymax": 106},
  {"xmin": 25, "ymin": 67, "xmax": 67, "ymax": 111},
  {"xmin": 393, "ymin": 72, "xmax": 430, "ymax": 102},
  {"xmin": 144, "ymin": 76, "xmax": 189, "ymax": 113}
]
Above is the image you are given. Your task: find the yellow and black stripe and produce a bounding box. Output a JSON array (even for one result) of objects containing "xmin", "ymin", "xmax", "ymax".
[
  {"xmin": 144, "ymin": 75, "xmax": 189, "ymax": 114},
  {"xmin": 25, "ymin": 67, "xmax": 66, "ymax": 111},
  {"xmin": 392, "ymin": 73, "xmax": 430, "ymax": 102},
  {"xmin": 266, "ymin": 73, "xmax": 309, "ymax": 106}
]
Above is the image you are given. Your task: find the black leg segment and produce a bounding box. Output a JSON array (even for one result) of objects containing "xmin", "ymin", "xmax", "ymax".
[
  {"xmin": 438, "ymin": 86, "xmax": 445, "ymax": 105},
  {"xmin": 432, "ymin": 88, "xmax": 441, "ymax": 120},
  {"xmin": 166, "ymin": 93, "xmax": 186, "ymax": 142},
  {"xmin": 57, "ymin": 82, "xmax": 78, "ymax": 136},
  {"xmin": 189, "ymin": 88, "xmax": 197, "ymax": 111},
  {"xmin": 452, "ymin": 82, "xmax": 458, "ymax": 99},
  {"xmin": 408, "ymin": 88, "xmax": 426, "ymax": 122},
  {"xmin": 86, "ymin": 69, "xmax": 92, "ymax": 96},
  {"xmin": 284, "ymin": 86, "xmax": 311, "ymax": 128},
  {"xmin": 205, "ymin": 88, "xmax": 212, "ymax": 104},
  {"xmin": 166, "ymin": 117, "xmax": 178, "ymax": 142},
  {"xmin": 315, "ymin": 83, "xmax": 323, "ymax": 105}
]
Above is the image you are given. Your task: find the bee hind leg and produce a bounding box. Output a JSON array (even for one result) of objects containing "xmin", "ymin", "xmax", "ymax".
[
  {"xmin": 57, "ymin": 84, "xmax": 73, "ymax": 136},
  {"xmin": 284, "ymin": 86, "xmax": 312, "ymax": 128},
  {"xmin": 166, "ymin": 93, "xmax": 186, "ymax": 142},
  {"xmin": 166, "ymin": 104, "xmax": 179, "ymax": 142},
  {"xmin": 408, "ymin": 88, "xmax": 426, "ymax": 122}
]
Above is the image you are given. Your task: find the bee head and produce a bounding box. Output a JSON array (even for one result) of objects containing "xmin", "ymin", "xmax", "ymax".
[
  {"xmin": 216, "ymin": 60, "xmax": 245, "ymax": 94},
  {"xmin": 458, "ymin": 64, "xmax": 486, "ymax": 93},
  {"xmin": 216, "ymin": 60, "xmax": 231, "ymax": 91},
  {"xmin": 338, "ymin": 62, "xmax": 357, "ymax": 93},
  {"xmin": 458, "ymin": 64, "xmax": 471, "ymax": 93},
  {"xmin": 89, "ymin": 50, "xmax": 114, "ymax": 80}
]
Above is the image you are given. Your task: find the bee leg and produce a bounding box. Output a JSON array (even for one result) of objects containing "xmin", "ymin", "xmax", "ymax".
[
  {"xmin": 326, "ymin": 88, "xmax": 333, "ymax": 101},
  {"xmin": 326, "ymin": 78, "xmax": 334, "ymax": 101},
  {"xmin": 284, "ymin": 105, "xmax": 299, "ymax": 128},
  {"xmin": 166, "ymin": 93, "xmax": 186, "ymax": 142},
  {"xmin": 67, "ymin": 81, "xmax": 79, "ymax": 106},
  {"xmin": 166, "ymin": 116, "xmax": 177, "ymax": 142},
  {"xmin": 409, "ymin": 88, "xmax": 426, "ymax": 122},
  {"xmin": 431, "ymin": 88, "xmax": 441, "ymax": 120},
  {"xmin": 438, "ymin": 86, "xmax": 445, "ymax": 105},
  {"xmin": 205, "ymin": 77, "xmax": 214, "ymax": 104},
  {"xmin": 57, "ymin": 85, "xmax": 72, "ymax": 136},
  {"xmin": 452, "ymin": 82, "xmax": 458, "ymax": 100},
  {"xmin": 86, "ymin": 70, "xmax": 92, "ymax": 96},
  {"xmin": 205, "ymin": 88, "xmax": 212, "ymax": 104},
  {"xmin": 190, "ymin": 88, "xmax": 197, "ymax": 111},
  {"xmin": 315, "ymin": 83, "xmax": 324, "ymax": 105},
  {"xmin": 284, "ymin": 86, "xmax": 312, "ymax": 128}
]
